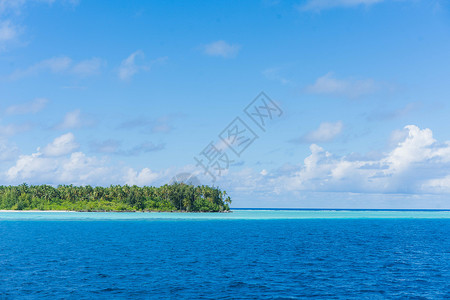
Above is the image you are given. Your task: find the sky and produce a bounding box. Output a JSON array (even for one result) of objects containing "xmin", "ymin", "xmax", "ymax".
[{"xmin": 1, "ymin": 0, "xmax": 450, "ymax": 208}]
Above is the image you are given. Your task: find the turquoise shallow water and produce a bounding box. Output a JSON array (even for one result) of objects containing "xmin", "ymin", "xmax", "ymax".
[
  {"xmin": 1, "ymin": 209, "xmax": 450, "ymax": 220},
  {"xmin": 1, "ymin": 210, "xmax": 450, "ymax": 298}
]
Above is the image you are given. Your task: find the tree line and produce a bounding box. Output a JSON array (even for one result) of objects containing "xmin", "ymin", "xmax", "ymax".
[{"xmin": 0, "ymin": 183, "xmax": 231, "ymax": 212}]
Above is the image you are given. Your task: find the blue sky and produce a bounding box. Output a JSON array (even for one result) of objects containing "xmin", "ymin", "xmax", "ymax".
[{"xmin": 1, "ymin": 0, "xmax": 450, "ymax": 208}]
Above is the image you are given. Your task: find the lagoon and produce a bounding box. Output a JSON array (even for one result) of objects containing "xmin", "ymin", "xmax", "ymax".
[{"xmin": 2, "ymin": 209, "xmax": 450, "ymax": 220}]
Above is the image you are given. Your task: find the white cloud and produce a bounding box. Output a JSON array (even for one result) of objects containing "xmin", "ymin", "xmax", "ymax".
[
  {"xmin": 118, "ymin": 51, "xmax": 167, "ymax": 81},
  {"xmin": 300, "ymin": 121, "xmax": 343, "ymax": 143},
  {"xmin": 424, "ymin": 176, "xmax": 450, "ymax": 193},
  {"xmin": 262, "ymin": 67, "xmax": 290, "ymax": 85},
  {"xmin": 56, "ymin": 110, "xmax": 82, "ymax": 129},
  {"xmin": 55, "ymin": 109, "xmax": 93, "ymax": 130},
  {"xmin": 275, "ymin": 125, "xmax": 450, "ymax": 194},
  {"xmin": 6, "ymin": 151, "xmax": 113, "ymax": 185},
  {"xmin": 0, "ymin": 20, "xmax": 16, "ymax": 42},
  {"xmin": 203, "ymin": 40, "xmax": 240, "ymax": 58},
  {"xmin": 4, "ymin": 132, "xmax": 115, "ymax": 185},
  {"xmin": 42, "ymin": 132, "xmax": 79, "ymax": 156},
  {"xmin": 7, "ymin": 152, "xmax": 55, "ymax": 181},
  {"xmin": 306, "ymin": 72, "xmax": 378, "ymax": 98},
  {"xmin": 2, "ymin": 131, "xmax": 166, "ymax": 186},
  {"xmin": 9, "ymin": 56, "xmax": 104, "ymax": 79},
  {"xmin": 0, "ymin": 123, "xmax": 31, "ymax": 136},
  {"xmin": 0, "ymin": 0, "xmax": 78, "ymax": 14},
  {"xmin": 386, "ymin": 125, "xmax": 435, "ymax": 173},
  {"xmin": 5, "ymin": 98, "xmax": 48, "ymax": 115},
  {"xmin": 58, "ymin": 152, "xmax": 110, "ymax": 184},
  {"xmin": 0, "ymin": 1, "xmax": 80, "ymax": 51},
  {"xmin": 5, "ymin": 150, "xmax": 164, "ymax": 186},
  {"xmin": 0, "ymin": 0, "xmax": 25, "ymax": 13},
  {"xmin": 300, "ymin": 0, "xmax": 384, "ymax": 11},
  {"xmin": 388, "ymin": 127, "xmax": 409, "ymax": 147},
  {"xmin": 125, "ymin": 168, "xmax": 161, "ymax": 186},
  {"xmin": 0, "ymin": 138, "xmax": 19, "ymax": 161},
  {"xmin": 118, "ymin": 50, "xmax": 145, "ymax": 81},
  {"xmin": 71, "ymin": 58, "xmax": 104, "ymax": 76},
  {"xmin": 10, "ymin": 56, "xmax": 72, "ymax": 79},
  {"xmin": 3, "ymin": 122, "xmax": 450, "ymax": 202},
  {"xmin": 205, "ymin": 125, "xmax": 450, "ymax": 198}
]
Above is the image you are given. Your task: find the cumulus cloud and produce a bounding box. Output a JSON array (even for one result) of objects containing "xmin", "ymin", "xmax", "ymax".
[
  {"xmin": 125, "ymin": 168, "xmax": 161, "ymax": 186},
  {"xmin": 388, "ymin": 127, "xmax": 409, "ymax": 148},
  {"xmin": 306, "ymin": 72, "xmax": 378, "ymax": 98},
  {"xmin": 57, "ymin": 152, "xmax": 110, "ymax": 184},
  {"xmin": 41, "ymin": 132, "xmax": 79, "ymax": 156},
  {"xmin": 4, "ymin": 124, "xmax": 450, "ymax": 202},
  {"xmin": 294, "ymin": 121, "xmax": 344, "ymax": 143},
  {"xmin": 205, "ymin": 125, "xmax": 450, "ymax": 199},
  {"xmin": 203, "ymin": 40, "xmax": 240, "ymax": 58},
  {"xmin": 275, "ymin": 125, "xmax": 450, "ymax": 194},
  {"xmin": 2, "ymin": 132, "xmax": 161, "ymax": 186},
  {"xmin": 7, "ymin": 152, "xmax": 56, "ymax": 182},
  {"xmin": 6, "ymin": 151, "xmax": 113, "ymax": 185},
  {"xmin": 214, "ymin": 167, "xmax": 268, "ymax": 194},
  {"xmin": 5, "ymin": 98, "xmax": 48, "ymax": 115},
  {"xmin": 300, "ymin": 0, "xmax": 385, "ymax": 11}
]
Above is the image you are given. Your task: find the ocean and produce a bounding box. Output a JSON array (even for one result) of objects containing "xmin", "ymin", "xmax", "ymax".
[{"xmin": 1, "ymin": 210, "xmax": 449, "ymax": 299}]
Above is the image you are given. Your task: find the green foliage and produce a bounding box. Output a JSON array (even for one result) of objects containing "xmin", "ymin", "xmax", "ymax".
[{"xmin": 0, "ymin": 183, "xmax": 231, "ymax": 212}]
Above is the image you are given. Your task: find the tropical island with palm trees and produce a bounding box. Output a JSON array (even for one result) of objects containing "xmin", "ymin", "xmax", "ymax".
[{"xmin": 0, "ymin": 183, "xmax": 231, "ymax": 212}]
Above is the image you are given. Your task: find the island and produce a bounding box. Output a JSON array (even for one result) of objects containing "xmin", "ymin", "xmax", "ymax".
[{"xmin": 0, "ymin": 183, "xmax": 231, "ymax": 212}]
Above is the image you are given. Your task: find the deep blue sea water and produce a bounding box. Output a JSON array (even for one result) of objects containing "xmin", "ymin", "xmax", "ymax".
[{"xmin": 1, "ymin": 210, "xmax": 450, "ymax": 299}]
